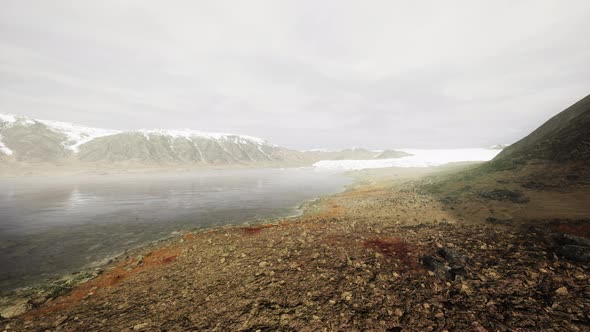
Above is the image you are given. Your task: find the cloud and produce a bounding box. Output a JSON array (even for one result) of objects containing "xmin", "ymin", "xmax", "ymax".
[{"xmin": 1, "ymin": 0, "xmax": 589, "ymax": 149}]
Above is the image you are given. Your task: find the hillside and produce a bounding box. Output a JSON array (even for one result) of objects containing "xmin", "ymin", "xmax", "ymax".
[
  {"xmin": 491, "ymin": 94, "xmax": 590, "ymax": 167},
  {"xmin": 414, "ymin": 93, "xmax": 590, "ymax": 227}
]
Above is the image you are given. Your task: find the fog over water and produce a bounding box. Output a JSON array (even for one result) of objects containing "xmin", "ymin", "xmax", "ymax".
[{"xmin": 0, "ymin": 169, "xmax": 350, "ymax": 294}]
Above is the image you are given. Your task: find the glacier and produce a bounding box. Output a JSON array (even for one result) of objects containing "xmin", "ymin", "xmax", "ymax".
[{"xmin": 313, "ymin": 148, "xmax": 502, "ymax": 170}]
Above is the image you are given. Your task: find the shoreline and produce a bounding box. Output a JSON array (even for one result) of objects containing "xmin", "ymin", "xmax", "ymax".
[
  {"xmin": 0, "ymin": 164, "xmax": 460, "ymax": 319},
  {"xmin": 0, "ymin": 171, "xmax": 358, "ymax": 311},
  {"xmin": 2, "ymin": 163, "xmax": 589, "ymax": 330}
]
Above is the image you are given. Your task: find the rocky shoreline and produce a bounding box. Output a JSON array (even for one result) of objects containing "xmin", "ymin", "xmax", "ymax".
[
  {"xmin": 1, "ymin": 165, "xmax": 589, "ymax": 331},
  {"xmin": 0, "ymin": 184, "xmax": 340, "ymax": 320}
]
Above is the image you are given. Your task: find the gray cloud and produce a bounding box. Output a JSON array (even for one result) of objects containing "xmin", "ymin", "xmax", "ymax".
[{"xmin": 1, "ymin": 0, "xmax": 589, "ymax": 149}]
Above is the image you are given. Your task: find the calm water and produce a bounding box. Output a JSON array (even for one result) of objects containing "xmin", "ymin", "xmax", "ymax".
[{"xmin": 0, "ymin": 168, "xmax": 350, "ymax": 294}]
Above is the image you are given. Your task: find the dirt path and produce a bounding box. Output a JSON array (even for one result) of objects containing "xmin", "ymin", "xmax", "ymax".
[{"xmin": 1, "ymin": 166, "xmax": 589, "ymax": 331}]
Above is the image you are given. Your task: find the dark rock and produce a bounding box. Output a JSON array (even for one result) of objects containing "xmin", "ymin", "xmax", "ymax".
[
  {"xmin": 556, "ymin": 245, "xmax": 590, "ymax": 263},
  {"xmin": 437, "ymin": 248, "xmax": 468, "ymax": 279},
  {"xmin": 479, "ymin": 189, "xmax": 530, "ymax": 204},
  {"xmin": 553, "ymin": 233, "xmax": 590, "ymax": 247},
  {"xmin": 28, "ymin": 295, "xmax": 47, "ymax": 308},
  {"xmin": 421, "ymin": 255, "xmax": 451, "ymax": 278},
  {"xmin": 485, "ymin": 217, "xmax": 513, "ymax": 225},
  {"xmin": 440, "ymin": 196, "xmax": 459, "ymax": 204},
  {"xmin": 437, "ymin": 248, "xmax": 466, "ymax": 268},
  {"xmin": 521, "ymin": 181, "xmax": 546, "ymax": 189},
  {"xmin": 566, "ymin": 174, "xmax": 580, "ymax": 181}
]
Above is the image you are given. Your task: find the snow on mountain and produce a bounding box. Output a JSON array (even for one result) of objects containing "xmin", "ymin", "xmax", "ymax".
[
  {"xmin": 0, "ymin": 112, "xmax": 273, "ymax": 153},
  {"xmin": 36, "ymin": 119, "xmax": 121, "ymax": 152},
  {"xmin": 0, "ymin": 112, "xmax": 300, "ymax": 165},
  {"xmin": 313, "ymin": 148, "xmax": 503, "ymax": 170},
  {"xmin": 0, "ymin": 113, "xmax": 18, "ymax": 124},
  {"xmin": 0, "ymin": 112, "xmax": 119, "ymax": 152},
  {"xmin": 0, "ymin": 135, "xmax": 12, "ymax": 155},
  {"xmin": 135, "ymin": 129, "xmax": 271, "ymax": 146}
]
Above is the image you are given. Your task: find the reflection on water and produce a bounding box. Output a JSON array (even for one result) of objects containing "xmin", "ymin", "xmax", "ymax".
[{"xmin": 0, "ymin": 168, "xmax": 349, "ymax": 294}]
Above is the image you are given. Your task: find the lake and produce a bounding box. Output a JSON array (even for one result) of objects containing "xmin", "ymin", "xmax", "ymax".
[{"xmin": 0, "ymin": 168, "xmax": 350, "ymax": 294}]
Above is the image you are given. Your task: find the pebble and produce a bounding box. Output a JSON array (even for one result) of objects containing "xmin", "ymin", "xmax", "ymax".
[
  {"xmin": 341, "ymin": 291, "xmax": 352, "ymax": 301},
  {"xmin": 555, "ymin": 287, "xmax": 569, "ymax": 296},
  {"xmin": 460, "ymin": 283, "xmax": 473, "ymax": 296},
  {"xmin": 133, "ymin": 322, "xmax": 149, "ymax": 330}
]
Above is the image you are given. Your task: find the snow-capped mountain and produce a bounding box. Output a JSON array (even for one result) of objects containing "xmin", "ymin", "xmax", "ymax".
[{"xmin": 0, "ymin": 113, "xmax": 305, "ymax": 165}]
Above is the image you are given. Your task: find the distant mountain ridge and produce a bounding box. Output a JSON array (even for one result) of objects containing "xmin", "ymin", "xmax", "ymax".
[
  {"xmin": 0, "ymin": 113, "xmax": 305, "ymax": 165},
  {"xmin": 0, "ymin": 113, "xmax": 413, "ymax": 170},
  {"xmin": 302, "ymin": 148, "xmax": 412, "ymax": 161}
]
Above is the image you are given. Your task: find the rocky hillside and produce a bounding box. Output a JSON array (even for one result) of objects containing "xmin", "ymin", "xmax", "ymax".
[
  {"xmin": 0, "ymin": 113, "xmax": 306, "ymax": 166},
  {"xmin": 491, "ymin": 94, "xmax": 590, "ymax": 167}
]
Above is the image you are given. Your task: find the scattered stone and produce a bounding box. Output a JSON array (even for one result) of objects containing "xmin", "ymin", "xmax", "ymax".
[
  {"xmin": 0, "ymin": 299, "xmax": 31, "ymax": 319},
  {"xmin": 28, "ymin": 295, "xmax": 47, "ymax": 308},
  {"xmin": 341, "ymin": 292, "xmax": 352, "ymax": 302},
  {"xmin": 555, "ymin": 287, "xmax": 569, "ymax": 297},
  {"xmin": 54, "ymin": 315, "xmax": 68, "ymax": 327},
  {"xmin": 133, "ymin": 322, "xmax": 150, "ymax": 330},
  {"xmin": 460, "ymin": 283, "xmax": 473, "ymax": 296},
  {"xmin": 1, "ymin": 170, "xmax": 589, "ymax": 332}
]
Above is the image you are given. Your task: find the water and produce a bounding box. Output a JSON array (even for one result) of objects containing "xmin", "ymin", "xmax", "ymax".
[{"xmin": 0, "ymin": 168, "xmax": 350, "ymax": 294}]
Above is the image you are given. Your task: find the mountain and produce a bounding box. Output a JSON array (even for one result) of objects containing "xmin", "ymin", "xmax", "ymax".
[
  {"xmin": 303, "ymin": 148, "xmax": 412, "ymax": 161},
  {"xmin": 0, "ymin": 113, "xmax": 414, "ymax": 173},
  {"xmin": 0, "ymin": 114, "xmax": 119, "ymax": 162},
  {"xmin": 374, "ymin": 150, "xmax": 414, "ymax": 159},
  {"xmin": 0, "ymin": 113, "xmax": 306, "ymax": 166},
  {"xmin": 491, "ymin": 94, "xmax": 590, "ymax": 167}
]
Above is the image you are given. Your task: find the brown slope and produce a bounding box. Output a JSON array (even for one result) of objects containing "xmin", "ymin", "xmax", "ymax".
[{"xmin": 492, "ymin": 93, "xmax": 590, "ymax": 167}]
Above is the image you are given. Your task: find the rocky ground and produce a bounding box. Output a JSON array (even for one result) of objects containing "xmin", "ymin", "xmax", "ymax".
[{"xmin": 1, "ymin": 165, "xmax": 589, "ymax": 331}]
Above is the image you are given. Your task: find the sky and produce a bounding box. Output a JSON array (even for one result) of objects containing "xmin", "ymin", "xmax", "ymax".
[{"xmin": 1, "ymin": 1, "xmax": 589, "ymax": 150}]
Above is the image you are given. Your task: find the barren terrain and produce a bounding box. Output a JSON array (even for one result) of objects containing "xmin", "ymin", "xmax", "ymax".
[{"xmin": 1, "ymin": 164, "xmax": 589, "ymax": 331}]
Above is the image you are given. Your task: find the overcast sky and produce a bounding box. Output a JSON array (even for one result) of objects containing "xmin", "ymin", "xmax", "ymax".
[{"xmin": 1, "ymin": 1, "xmax": 589, "ymax": 149}]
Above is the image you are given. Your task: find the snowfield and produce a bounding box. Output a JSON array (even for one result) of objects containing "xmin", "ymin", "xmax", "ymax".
[
  {"xmin": 0, "ymin": 135, "xmax": 13, "ymax": 155},
  {"xmin": 313, "ymin": 148, "xmax": 502, "ymax": 170},
  {"xmin": 136, "ymin": 129, "xmax": 271, "ymax": 146},
  {"xmin": 37, "ymin": 119, "xmax": 121, "ymax": 152}
]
